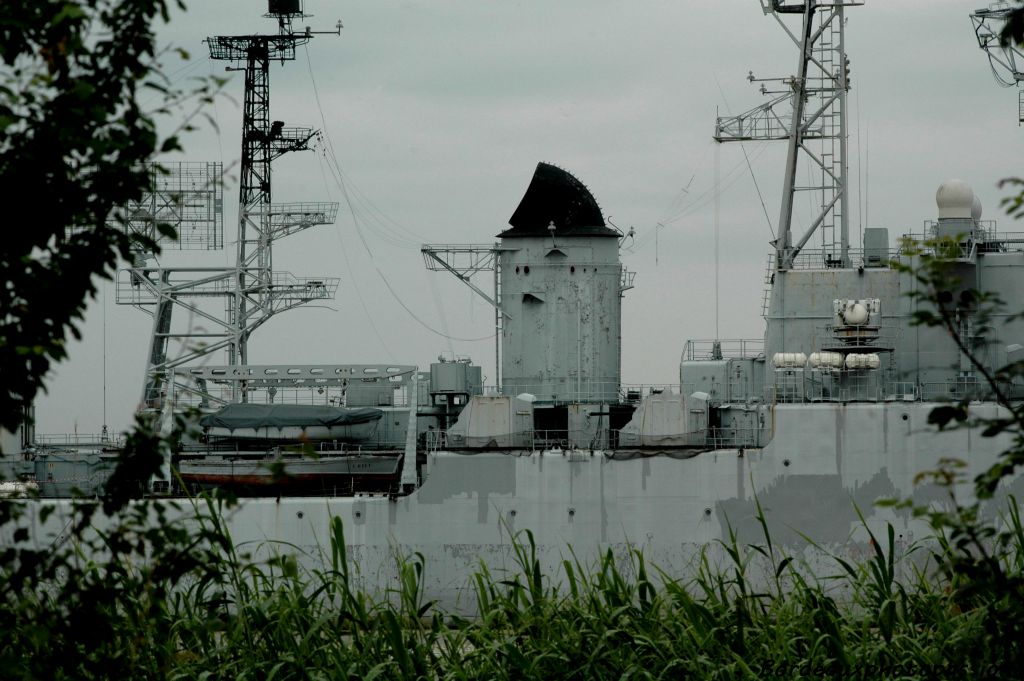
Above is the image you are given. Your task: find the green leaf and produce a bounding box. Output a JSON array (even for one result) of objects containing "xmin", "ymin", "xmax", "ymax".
[
  {"xmin": 156, "ymin": 223, "xmax": 178, "ymax": 240},
  {"xmin": 159, "ymin": 136, "xmax": 182, "ymax": 153},
  {"xmin": 927, "ymin": 405, "xmax": 967, "ymax": 429}
]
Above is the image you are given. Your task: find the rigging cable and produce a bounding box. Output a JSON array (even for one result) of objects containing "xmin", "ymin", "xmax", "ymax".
[
  {"xmin": 865, "ymin": 123, "xmax": 870, "ymax": 239},
  {"xmin": 304, "ymin": 48, "xmax": 424, "ymax": 250},
  {"xmin": 625, "ymin": 142, "xmax": 769, "ymax": 255},
  {"xmin": 303, "ymin": 45, "xmax": 406, "ymax": 357},
  {"xmin": 856, "ymin": 87, "xmax": 863, "ymax": 249},
  {"xmin": 427, "ymin": 272, "xmax": 456, "ymax": 357},
  {"xmin": 713, "ymin": 73, "xmax": 775, "ymax": 239},
  {"xmin": 714, "ymin": 141, "xmax": 720, "ymax": 340},
  {"xmin": 373, "ymin": 266, "xmax": 496, "ymax": 343},
  {"xmin": 102, "ymin": 278, "xmax": 108, "ymax": 440},
  {"xmin": 316, "ymin": 152, "xmax": 396, "ymax": 358},
  {"xmin": 208, "ymin": 57, "xmax": 230, "ymax": 268},
  {"xmin": 139, "ymin": 52, "xmax": 210, "ymax": 109},
  {"xmin": 740, "ymin": 140, "xmax": 776, "ymax": 240},
  {"xmin": 303, "ymin": 47, "xmax": 493, "ymax": 345}
]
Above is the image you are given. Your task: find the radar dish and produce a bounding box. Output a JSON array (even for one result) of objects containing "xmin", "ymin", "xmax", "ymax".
[{"xmin": 500, "ymin": 162, "xmax": 618, "ymax": 238}]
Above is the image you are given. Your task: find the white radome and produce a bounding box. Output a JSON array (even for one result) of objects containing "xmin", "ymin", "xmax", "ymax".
[
  {"xmin": 936, "ymin": 179, "xmax": 975, "ymax": 220},
  {"xmin": 843, "ymin": 302, "xmax": 870, "ymax": 326}
]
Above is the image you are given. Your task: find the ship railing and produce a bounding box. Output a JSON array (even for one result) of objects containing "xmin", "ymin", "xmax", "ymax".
[
  {"xmin": 920, "ymin": 378, "xmax": 995, "ymax": 402},
  {"xmin": 170, "ymin": 382, "xmax": 411, "ymax": 409},
  {"xmin": 530, "ymin": 430, "xmax": 572, "ymax": 449},
  {"xmin": 480, "ymin": 383, "xmax": 622, "ymax": 403},
  {"xmin": 33, "ymin": 433, "xmax": 125, "ymax": 448},
  {"xmin": 424, "ymin": 429, "xmax": 447, "ymax": 452},
  {"xmin": 914, "ymin": 220, "xmax": 999, "ymax": 240},
  {"xmin": 618, "ymin": 384, "xmax": 681, "ymax": 402},
  {"xmin": 781, "ymin": 247, "xmax": 900, "ymax": 270},
  {"xmin": 767, "ymin": 369, "xmax": 990, "ymax": 404},
  {"xmin": 114, "ymin": 268, "xmax": 340, "ymax": 306},
  {"xmin": 263, "ymin": 271, "xmax": 341, "ymax": 302},
  {"xmin": 901, "ymin": 236, "xmax": 977, "ymax": 261},
  {"xmin": 767, "ymin": 370, "xmax": 807, "ymax": 403},
  {"xmin": 769, "ymin": 368, "xmax": 902, "ymax": 403},
  {"xmin": 810, "ymin": 370, "xmax": 885, "ymax": 403},
  {"xmin": 258, "ymin": 201, "xmax": 339, "ymax": 231},
  {"xmin": 900, "ymin": 224, "xmax": 1024, "ymax": 257},
  {"xmin": 478, "ymin": 383, "xmax": 679, "ymax": 404},
  {"xmin": 694, "ymin": 427, "xmax": 763, "ymax": 449},
  {"xmin": 682, "ymin": 339, "xmax": 765, "ymax": 361},
  {"xmin": 180, "ymin": 439, "xmax": 407, "ymax": 457},
  {"xmin": 425, "ymin": 429, "xmax": 574, "ymax": 451},
  {"xmin": 656, "ymin": 382, "xmax": 763, "ymax": 403},
  {"xmin": 976, "ymin": 231, "xmax": 1024, "ymax": 248},
  {"xmin": 813, "ymin": 324, "xmax": 899, "ymax": 349},
  {"xmin": 425, "ymin": 427, "xmax": 765, "ymax": 452},
  {"xmin": 884, "ymin": 382, "xmax": 919, "ymax": 401},
  {"xmin": 115, "ymin": 266, "xmax": 236, "ymax": 305}
]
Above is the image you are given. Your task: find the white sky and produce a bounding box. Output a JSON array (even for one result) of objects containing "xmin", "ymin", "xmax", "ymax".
[{"xmin": 35, "ymin": 0, "xmax": 1024, "ymax": 435}]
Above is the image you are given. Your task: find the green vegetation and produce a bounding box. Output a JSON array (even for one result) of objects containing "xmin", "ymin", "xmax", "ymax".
[
  {"xmin": 3, "ymin": 2, "xmax": 1024, "ymax": 679},
  {"xmin": 0, "ymin": 0, "xmax": 220, "ymax": 433},
  {"xmin": 2, "ymin": 495, "xmax": 1023, "ymax": 680}
]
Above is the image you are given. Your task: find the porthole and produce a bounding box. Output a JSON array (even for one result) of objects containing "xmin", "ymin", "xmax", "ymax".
[
  {"xmin": 570, "ymin": 266, "xmax": 575, "ymax": 274},
  {"xmin": 524, "ymin": 266, "xmax": 530, "ymax": 275}
]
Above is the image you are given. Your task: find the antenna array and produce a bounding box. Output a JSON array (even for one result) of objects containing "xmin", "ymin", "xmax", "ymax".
[
  {"xmin": 715, "ymin": 1, "xmax": 862, "ymax": 270},
  {"xmin": 117, "ymin": 1, "xmax": 342, "ymax": 409}
]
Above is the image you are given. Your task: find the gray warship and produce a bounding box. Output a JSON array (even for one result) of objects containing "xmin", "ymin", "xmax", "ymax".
[{"xmin": 4, "ymin": 0, "xmax": 1024, "ymax": 611}]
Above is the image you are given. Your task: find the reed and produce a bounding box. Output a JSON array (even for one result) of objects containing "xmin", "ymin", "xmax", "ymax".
[{"xmin": 2, "ymin": 495, "xmax": 1021, "ymax": 679}]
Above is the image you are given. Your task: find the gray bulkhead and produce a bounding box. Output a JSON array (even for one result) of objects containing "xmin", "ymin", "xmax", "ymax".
[
  {"xmin": 497, "ymin": 162, "xmax": 627, "ymax": 405},
  {"xmin": 665, "ymin": 181, "xmax": 1024, "ymax": 450},
  {"xmin": 499, "ymin": 236, "xmax": 623, "ymax": 404},
  {"xmin": 762, "ymin": 184, "xmax": 1024, "ymax": 403}
]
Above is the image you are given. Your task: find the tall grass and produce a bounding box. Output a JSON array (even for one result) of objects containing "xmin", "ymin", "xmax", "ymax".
[{"xmin": 2, "ymin": 495, "xmax": 1022, "ymax": 679}]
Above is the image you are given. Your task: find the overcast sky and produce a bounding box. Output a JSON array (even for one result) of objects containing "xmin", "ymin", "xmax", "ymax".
[{"xmin": 35, "ymin": 0, "xmax": 1024, "ymax": 435}]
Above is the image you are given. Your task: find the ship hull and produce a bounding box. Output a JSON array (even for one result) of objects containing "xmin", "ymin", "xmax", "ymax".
[
  {"xmin": 14, "ymin": 402, "xmax": 1024, "ymax": 614},
  {"xmin": 177, "ymin": 454, "xmax": 402, "ymax": 496}
]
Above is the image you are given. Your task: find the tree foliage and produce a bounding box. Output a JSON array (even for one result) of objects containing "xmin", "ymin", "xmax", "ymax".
[
  {"xmin": 0, "ymin": 0, "xmax": 204, "ymax": 434},
  {"xmin": 886, "ymin": 235, "xmax": 1024, "ymax": 678}
]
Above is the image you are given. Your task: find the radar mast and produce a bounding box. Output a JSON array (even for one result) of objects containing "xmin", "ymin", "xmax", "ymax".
[
  {"xmin": 715, "ymin": 1, "xmax": 862, "ymax": 271},
  {"xmin": 118, "ymin": 1, "xmax": 342, "ymax": 410}
]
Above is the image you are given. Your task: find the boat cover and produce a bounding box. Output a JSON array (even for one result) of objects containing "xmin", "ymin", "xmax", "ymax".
[{"xmin": 199, "ymin": 405, "xmax": 384, "ymax": 430}]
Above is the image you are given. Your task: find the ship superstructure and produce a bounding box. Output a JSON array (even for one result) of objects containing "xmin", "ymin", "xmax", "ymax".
[{"xmin": 5, "ymin": 1, "xmax": 1024, "ymax": 615}]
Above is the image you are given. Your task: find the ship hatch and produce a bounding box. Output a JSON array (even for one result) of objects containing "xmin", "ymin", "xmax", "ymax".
[{"xmin": 533, "ymin": 406, "xmax": 568, "ymax": 447}]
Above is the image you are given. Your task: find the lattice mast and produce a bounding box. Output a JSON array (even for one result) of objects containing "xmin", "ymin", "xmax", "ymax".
[
  {"xmin": 115, "ymin": 1, "xmax": 341, "ymax": 412},
  {"xmin": 207, "ymin": 0, "xmax": 342, "ymax": 372},
  {"xmin": 113, "ymin": 162, "xmax": 226, "ymax": 409},
  {"xmin": 715, "ymin": 1, "xmax": 860, "ymax": 270},
  {"xmin": 971, "ymin": 3, "xmax": 1024, "ymax": 124}
]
